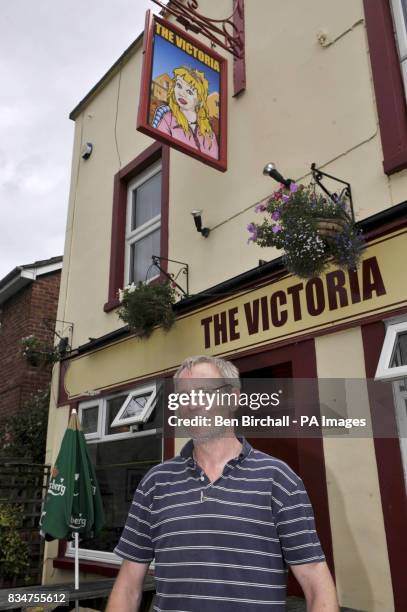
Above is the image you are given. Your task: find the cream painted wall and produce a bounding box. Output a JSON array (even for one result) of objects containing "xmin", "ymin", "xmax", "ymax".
[
  {"xmin": 45, "ymin": 0, "xmax": 406, "ymax": 587},
  {"xmin": 55, "ymin": 0, "xmax": 407, "ymax": 349},
  {"xmin": 315, "ymin": 328, "xmax": 394, "ymax": 611}
]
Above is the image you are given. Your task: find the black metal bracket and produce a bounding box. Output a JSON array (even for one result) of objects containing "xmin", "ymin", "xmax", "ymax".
[
  {"xmin": 41, "ymin": 318, "xmax": 74, "ymax": 357},
  {"xmin": 151, "ymin": 256, "xmax": 189, "ymax": 298},
  {"xmin": 151, "ymin": 0, "xmax": 245, "ymax": 59},
  {"xmin": 311, "ymin": 163, "xmax": 355, "ymax": 222}
]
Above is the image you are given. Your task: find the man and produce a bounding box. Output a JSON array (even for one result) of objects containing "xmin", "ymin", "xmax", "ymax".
[{"xmin": 107, "ymin": 355, "xmax": 339, "ymax": 611}]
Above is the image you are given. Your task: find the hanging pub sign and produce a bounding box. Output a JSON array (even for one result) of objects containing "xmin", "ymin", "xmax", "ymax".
[{"xmin": 137, "ymin": 11, "xmax": 228, "ymax": 172}]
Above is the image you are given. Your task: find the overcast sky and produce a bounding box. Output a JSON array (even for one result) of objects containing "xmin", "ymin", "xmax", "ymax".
[{"xmin": 0, "ymin": 0, "xmax": 157, "ymax": 279}]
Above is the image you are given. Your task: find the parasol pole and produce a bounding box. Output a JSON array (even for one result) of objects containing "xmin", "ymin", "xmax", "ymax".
[
  {"xmin": 74, "ymin": 531, "xmax": 79, "ymax": 611},
  {"xmin": 72, "ymin": 407, "xmax": 80, "ymax": 612}
]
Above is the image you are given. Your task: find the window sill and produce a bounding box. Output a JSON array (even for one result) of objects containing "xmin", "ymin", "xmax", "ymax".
[
  {"xmin": 104, "ymin": 298, "xmax": 121, "ymax": 312},
  {"xmin": 383, "ymin": 147, "xmax": 407, "ymax": 175}
]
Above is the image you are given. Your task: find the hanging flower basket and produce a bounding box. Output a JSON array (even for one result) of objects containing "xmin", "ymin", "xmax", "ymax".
[
  {"xmin": 20, "ymin": 335, "xmax": 60, "ymax": 367},
  {"xmin": 117, "ymin": 281, "xmax": 177, "ymax": 339},
  {"xmin": 247, "ymin": 182, "xmax": 365, "ymax": 279}
]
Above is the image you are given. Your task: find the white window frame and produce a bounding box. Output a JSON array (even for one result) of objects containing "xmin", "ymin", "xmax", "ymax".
[
  {"xmin": 391, "ymin": 0, "xmax": 407, "ymax": 97},
  {"xmin": 392, "ymin": 379, "xmax": 407, "ymax": 488},
  {"xmin": 78, "ymin": 399, "xmax": 102, "ymax": 440},
  {"xmin": 70, "ymin": 386, "xmax": 163, "ymax": 564},
  {"xmin": 375, "ymin": 320, "xmax": 407, "ymax": 381},
  {"xmin": 110, "ymin": 383, "xmax": 158, "ymax": 428},
  {"xmin": 124, "ymin": 160, "xmax": 162, "ymax": 286}
]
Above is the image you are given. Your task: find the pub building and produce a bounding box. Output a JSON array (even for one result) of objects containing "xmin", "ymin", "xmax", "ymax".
[{"xmin": 43, "ymin": 1, "xmax": 407, "ymax": 610}]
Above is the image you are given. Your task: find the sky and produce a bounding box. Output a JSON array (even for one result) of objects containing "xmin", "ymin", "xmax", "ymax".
[{"xmin": 0, "ymin": 0, "xmax": 157, "ymax": 279}]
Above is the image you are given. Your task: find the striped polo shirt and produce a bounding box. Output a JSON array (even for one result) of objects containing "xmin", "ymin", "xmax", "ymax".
[{"xmin": 114, "ymin": 437, "xmax": 325, "ymax": 611}]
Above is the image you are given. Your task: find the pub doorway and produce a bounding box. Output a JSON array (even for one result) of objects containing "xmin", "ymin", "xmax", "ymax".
[{"xmin": 232, "ymin": 338, "xmax": 334, "ymax": 596}]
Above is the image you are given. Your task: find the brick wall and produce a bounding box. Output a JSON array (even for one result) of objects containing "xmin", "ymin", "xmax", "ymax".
[{"xmin": 0, "ymin": 271, "xmax": 61, "ymax": 421}]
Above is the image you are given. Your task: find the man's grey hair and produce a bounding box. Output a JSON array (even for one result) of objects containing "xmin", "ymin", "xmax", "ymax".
[{"xmin": 174, "ymin": 355, "xmax": 241, "ymax": 389}]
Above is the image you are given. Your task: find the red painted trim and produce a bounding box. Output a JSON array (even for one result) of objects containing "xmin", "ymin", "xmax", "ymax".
[
  {"xmin": 232, "ymin": 341, "xmax": 335, "ymax": 582},
  {"xmin": 233, "ymin": 0, "xmax": 246, "ymax": 96},
  {"xmin": 361, "ymin": 321, "xmax": 407, "ymax": 611},
  {"xmin": 104, "ymin": 141, "xmax": 169, "ymax": 312},
  {"xmin": 364, "ymin": 0, "xmax": 407, "ymax": 175},
  {"xmin": 163, "ymin": 436, "xmax": 174, "ymax": 461},
  {"xmin": 137, "ymin": 13, "xmax": 228, "ymax": 172}
]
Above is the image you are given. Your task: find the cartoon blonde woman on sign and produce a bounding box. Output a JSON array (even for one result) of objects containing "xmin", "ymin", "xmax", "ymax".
[{"xmin": 152, "ymin": 66, "xmax": 219, "ymax": 159}]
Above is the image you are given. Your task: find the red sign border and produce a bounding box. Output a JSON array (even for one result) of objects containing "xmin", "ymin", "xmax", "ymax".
[{"xmin": 137, "ymin": 11, "xmax": 228, "ymax": 172}]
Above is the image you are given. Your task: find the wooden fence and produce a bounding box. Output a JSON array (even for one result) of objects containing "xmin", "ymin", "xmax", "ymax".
[{"xmin": 0, "ymin": 460, "xmax": 50, "ymax": 587}]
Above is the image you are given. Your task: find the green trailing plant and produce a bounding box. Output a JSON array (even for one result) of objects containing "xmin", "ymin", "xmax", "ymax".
[
  {"xmin": 247, "ymin": 182, "xmax": 365, "ymax": 279},
  {"xmin": 21, "ymin": 334, "xmax": 61, "ymax": 367},
  {"xmin": 117, "ymin": 282, "xmax": 177, "ymax": 338},
  {"xmin": 0, "ymin": 502, "xmax": 29, "ymax": 580},
  {"xmin": 0, "ymin": 386, "xmax": 49, "ymax": 463}
]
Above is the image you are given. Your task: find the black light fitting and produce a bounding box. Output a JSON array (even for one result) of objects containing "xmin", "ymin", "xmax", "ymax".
[
  {"xmin": 263, "ymin": 161, "xmax": 355, "ymax": 221},
  {"xmin": 191, "ymin": 209, "xmax": 210, "ymax": 238}
]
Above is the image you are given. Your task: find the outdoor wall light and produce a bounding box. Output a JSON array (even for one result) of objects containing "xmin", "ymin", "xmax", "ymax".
[
  {"xmin": 81, "ymin": 142, "xmax": 93, "ymax": 160},
  {"xmin": 263, "ymin": 162, "xmax": 293, "ymax": 188},
  {"xmin": 191, "ymin": 209, "xmax": 210, "ymax": 238}
]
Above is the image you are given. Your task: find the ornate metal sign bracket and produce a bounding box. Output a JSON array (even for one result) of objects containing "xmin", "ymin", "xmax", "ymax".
[
  {"xmin": 151, "ymin": 0, "xmax": 246, "ymax": 95},
  {"xmin": 151, "ymin": 255, "xmax": 190, "ymax": 298},
  {"xmin": 311, "ymin": 163, "xmax": 355, "ymax": 222}
]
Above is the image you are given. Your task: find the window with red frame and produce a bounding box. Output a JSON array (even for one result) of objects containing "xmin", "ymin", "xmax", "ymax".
[
  {"xmin": 364, "ymin": 0, "xmax": 407, "ymax": 175},
  {"xmin": 104, "ymin": 142, "xmax": 169, "ymax": 312}
]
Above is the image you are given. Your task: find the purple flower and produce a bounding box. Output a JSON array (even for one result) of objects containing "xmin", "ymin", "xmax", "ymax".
[
  {"xmin": 272, "ymin": 210, "xmax": 281, "ymax": 221},
  {"xmin": 254, "ymin": 202, "xmax": 267, "ymax": 213},
  {"xmin": 289, "ymin": 182, "xmax": 299, "ymax": 193},
  {"xmin": 282, "ymin": 194, "xmax": 290, "ymax": 203},
  {"xmin": 247, "ymin": 223, "xmax": 258, "ymax": 243},
  {"xmin": 272, "ymin": 224, "xmax": 282, "ymax": 233}
]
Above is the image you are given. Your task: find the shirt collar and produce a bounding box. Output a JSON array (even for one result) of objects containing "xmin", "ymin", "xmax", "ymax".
[{"xmin": 180, "ymin": 436, "xmax": 252, "ymax": 466}]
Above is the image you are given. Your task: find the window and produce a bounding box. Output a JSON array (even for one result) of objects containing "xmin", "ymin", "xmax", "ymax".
[
  {"xmin": 375, "ymin": 318, "xmax": 407, "ymax": 489},
  {"xmin": 111, "ymin": 383, "xmax": 158, "ymax": 428},
  {"xmin": 391, "ymin": 0, "xmax": 407, "ymax": 96},
  {"xmin": 364, "ymin": 0, "xmax": 407, "ymax": 174},
  {"xmin": 125, "ymin": 162, "xmax": 161, "ymax": 285},
  {"xmin": 72, "ymin": 384, "xmax": 163, "ymax": 564},
  {"xmin": 104, "ymin": 142, "xmax": 169, "ymax": 312},
  {"xmin": 375, "ymin": 320, "xmax": 407, "ymax": 381}
]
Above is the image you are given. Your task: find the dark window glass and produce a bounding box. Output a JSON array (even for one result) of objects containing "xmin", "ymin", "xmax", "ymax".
[
  {"xmin": 80, "ymin": 434, "xmax": 162, "ymax": 553},
  {"xmin": 81, "ymin": 406, "xmax": 99, "ymax": 435},
  {"xmin": 391, "ymin": 332, "xmax": 407, "ymax": 367}
]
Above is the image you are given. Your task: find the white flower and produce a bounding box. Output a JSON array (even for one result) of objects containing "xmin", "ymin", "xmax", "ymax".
[
  {"xmin": 125, "ymin": 282, "xmax": 137, "ymax": 293},
  {"xmin": 118, "ymin": 289, "xmax": 124, "ymax": 302}
]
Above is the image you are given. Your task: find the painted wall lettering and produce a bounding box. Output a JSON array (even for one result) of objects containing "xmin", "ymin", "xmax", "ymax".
[{"xmin": 200, "ymin": 257, "xmax": 387, "ymax": 349}]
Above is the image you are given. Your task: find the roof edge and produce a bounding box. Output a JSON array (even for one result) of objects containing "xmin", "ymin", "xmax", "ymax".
[{"xmin": 69, "ymin": 33, "xmax": 144, "ymax": 121}]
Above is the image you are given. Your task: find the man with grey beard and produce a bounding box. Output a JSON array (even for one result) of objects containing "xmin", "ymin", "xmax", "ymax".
[{"xmin": 107, "ymin": 355, "xmax": 338, "ymax": 612}]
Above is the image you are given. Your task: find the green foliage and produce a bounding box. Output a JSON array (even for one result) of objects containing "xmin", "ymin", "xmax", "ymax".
[
  {"xmin": 117, "ymin": 282, "xmax": 177, "ymax": 338},
  {"xmin": 0, "ymin": 387, "xmax": 49, "ymax": 463},
  {"xmin": 20, "ymin": 334, "xmax": 60, "ymax": 367},
  {"xmin": 247, "ymin": 183, "xmax": 365, "ymax": 279},
  {"xmin": 0, "ymin": 502, "xmax": 29, "ymax": 579}
]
